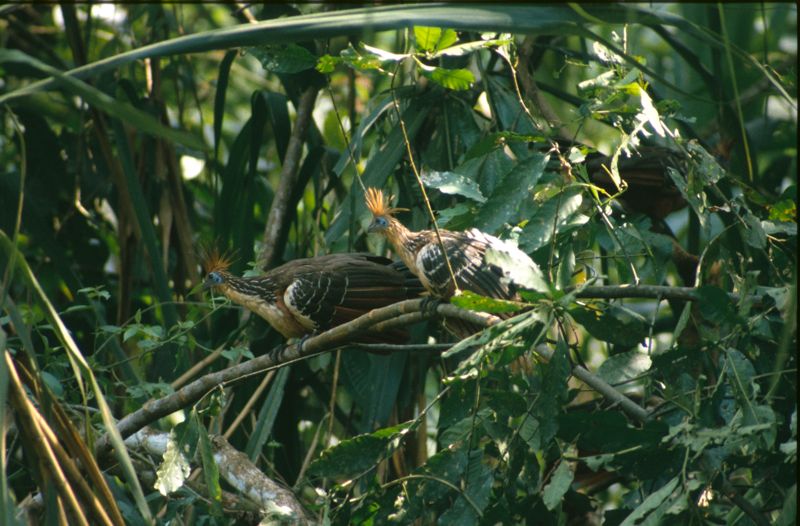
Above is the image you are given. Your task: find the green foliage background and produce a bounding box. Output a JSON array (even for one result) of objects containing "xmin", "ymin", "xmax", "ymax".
[{"xmin": 0, "ymin": 4, "xmax": 796, "ymax": 525}]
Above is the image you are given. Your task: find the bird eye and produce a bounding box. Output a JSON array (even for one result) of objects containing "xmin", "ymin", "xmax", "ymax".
[
  {"xmin": 208, "ymin": 271, "xmax": 224, "ymax": 285},
  {"xmin": 376, "ymin": 217, "xmax": 388, "ymax": 227}
]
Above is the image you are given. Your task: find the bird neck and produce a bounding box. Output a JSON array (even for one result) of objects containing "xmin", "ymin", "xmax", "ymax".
[{"xmin": 385, "ymin": 218, "xmax": 421, "ymax": 272}]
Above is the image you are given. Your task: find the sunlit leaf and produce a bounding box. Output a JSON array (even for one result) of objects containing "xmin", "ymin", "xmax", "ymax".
[{"xmin": 422, "ymin": 169, "xmax": 486, "ymax": 202}]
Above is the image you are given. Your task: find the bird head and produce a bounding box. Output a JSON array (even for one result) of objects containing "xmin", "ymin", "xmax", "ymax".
[
  {"xmin": 365, "ymin": 187, "xmax": 407, "ymax": 234},
  {"xmin": 201, "ymin": 248, "xmax": 234, "ymax": 290}
]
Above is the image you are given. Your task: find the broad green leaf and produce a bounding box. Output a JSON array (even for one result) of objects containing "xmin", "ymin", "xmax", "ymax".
[
  {"xmin": 196, "ymin": 415, "xmax": 223, "ymax": 516},
  {"xmin": 476, "ymin": 153, "xmax": 549, "ymax": 233},
  {"xmin": 597, "ymin": 349, "xmax": 652, "ymax": 386},
  {"xmin": 308, "ymin": 423, "xmax": 411, "ymax": 478},
  {"xmin": 696, "ymin": 286, "xmax": 739, "ymax": 325},
  {"xmin": 439, "ymin": 450, "xmax": 492, "ymax": 524},
  {"xmin": 422, "ymin": 170, "xmax": 487, "ymax": 203},
  {"xmin": 316, "ymin": 54, "xmax": 339, "ymax": 73},
  {"xmin": 519, "ymin": 185, "xmax": 587, "ymax": 252},
  {"xmin": 776, "ymin": 484, "xmax": 797, "ymax": 526},
  {"xmin": 569, "ymin": 304, "xmax": 649, "ymax": 348},
  {"xmin": 422, "ymin": 65, "xmax": 475, "ymax": 91},
  {"xmin": 619, "ymin": 477, "xmax": 680, "ymax": 526},
  {"xmin": 542, "ymin": 461, "xmax": 574, "ymax": 510},
  {"xmin": 414, "ymin": 26, "xmax": 458, "ymax": 53},
  {"xmin": 249, "ymin": 43, "xmax": 317, "ymax": 74},
  {"xmin": 246, "ymin": 367, "xmax": 290, "ymax": 461}
]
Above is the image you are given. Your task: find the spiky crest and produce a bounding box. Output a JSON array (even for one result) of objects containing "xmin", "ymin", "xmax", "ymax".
[
  {"xmin": 200, "ymin": 245, "xmax": 235, "ymax": 275},
  {"xmin": 365, "ymin": 187, "xmax": 408, "ymax": 217}
]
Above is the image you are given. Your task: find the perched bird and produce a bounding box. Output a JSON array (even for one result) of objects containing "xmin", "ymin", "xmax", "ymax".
[
  {"xmin": 203, "ymin": 251, "xmax": 422, "ymax": 340},
  {"xmin": 365, "ymin": 187, "xmax": 540, "ymax": 306}
]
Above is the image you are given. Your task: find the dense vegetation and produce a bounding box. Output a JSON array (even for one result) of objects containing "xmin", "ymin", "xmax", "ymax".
[{"xmin": 0, "ymin": 4, "xmax": 796, "ymax": 525}]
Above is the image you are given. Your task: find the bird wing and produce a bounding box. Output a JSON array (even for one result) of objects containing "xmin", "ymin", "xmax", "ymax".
[
  {"xmin": 281, "ymin": 254, "xmax": 421, "ymax": 332},
  {"xmin": 415, "ymin": 229, "xmax": 521, "ymax": 300}
]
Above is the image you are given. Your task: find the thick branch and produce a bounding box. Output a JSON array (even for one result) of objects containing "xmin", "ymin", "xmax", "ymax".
[
  {"xmin": 259, "ymin": 86, "xmax": 319, "ymax": 269},
  {"xmin": 97, "ymin": 299, "xmax": 485, "ymax": 454},
  {"xmin": 126, "ymin": 427, "xmax": 309, "ymax": 523}
]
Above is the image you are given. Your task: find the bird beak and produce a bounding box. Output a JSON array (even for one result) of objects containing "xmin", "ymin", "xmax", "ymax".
[{"xmin": 202, "ymin": 277, "xmax": 215, "ymax": 290}]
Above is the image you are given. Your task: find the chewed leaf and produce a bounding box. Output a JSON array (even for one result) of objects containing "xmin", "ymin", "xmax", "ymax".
[
  {"xmin": 450, "ymin": 290, "xmax": 525, "ymax": 314},
  {"xmin": 154, "ymin": 430, "xmax": 191, "ymax": 496}
]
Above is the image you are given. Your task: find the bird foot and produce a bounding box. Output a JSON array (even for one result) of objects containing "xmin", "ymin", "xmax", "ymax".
[{"xmin": 420, "ymin": 297, "xmax": 442, "ymax": 318}]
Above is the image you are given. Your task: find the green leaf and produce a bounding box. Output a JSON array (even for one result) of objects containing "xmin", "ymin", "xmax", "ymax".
[
  {"xmin": 316, "ymin": 54, "xmax": 340, "ymax": 73},
  {"xmin": 414, "ymin": 26, "xmax": 458, "ymax": 53},
  {"xmin": 597, "ymin": 349, "xmax": 652, "ymax": 386},
  {"xmin": 196, "ymin": 416, "xmax": 223, "ymax": 516},
  {"xmin": 696, "ymin": 286, "xmax": 739, "ymax": 325},
  {"xmin": 619, "ymin": 477, "xmax": 680, "ymax": 526},
  {"xmin": 519, "ymin": 185, "xmax": 586, "ymax": 252},
  {"xmin": 542, "ymin": 461, "xmax": 574, "ymax": 510},
  {"xmin": 569, "ymin": 304, "xmax": 649, "ymax": 348},
  {"xmin": 776, "ymin": 484, "xmax": 797, "ymax": 526},
  {"xmin": 246, "ymin": 367, "xmax": 289, "ymax": 461},
  {"xmin": 476, "ymin": 153, "xmax": 549, "ymax": 233},
  {"xmin": 249, "ymin": 43, "xmax": 317, "ymax": 73},
  {"xmin": 769, "ymin": 198, "xmax": 797, "ymax": 222},
  {"xmin": 439, "ymin": 450, "xmax": 493, "ymax": 524},
  {"xmin": 308, "ymin": 423, "xmax": 410, "ymax": 478},
  {"xmin": 422, "ymin": 66, "xmax": 475, "ymax": 91},
  {"xmin": 450, "ymin": 290, "xmax": 524, "ymax": 314},
  {"xmin": 422, "ymin": 170, "xmax": 487, "ymax": 203}
]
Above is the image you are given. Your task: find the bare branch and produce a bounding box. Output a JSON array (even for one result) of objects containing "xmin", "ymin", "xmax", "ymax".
[
  {"xmin": 259, "ymin": 86, "xmax": 320, "ymax": 269},
  {"xmin": 126, "ymin": 427, "xmax": 310, "ymax": 523}
]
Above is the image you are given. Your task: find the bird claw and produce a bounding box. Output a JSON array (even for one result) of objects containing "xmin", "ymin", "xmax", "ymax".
[{"xmin": 420, "ymin": 297, "xmax": 442, "ymax": 318}]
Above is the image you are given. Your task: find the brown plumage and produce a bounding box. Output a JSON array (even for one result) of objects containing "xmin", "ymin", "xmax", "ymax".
[
  {"xmin": 203, "ymin": 251, "xmax": 422, "ymax": 340},
  {"xmin": 365, "ymin": 188, "xmax": 539, "ymax": 335}
]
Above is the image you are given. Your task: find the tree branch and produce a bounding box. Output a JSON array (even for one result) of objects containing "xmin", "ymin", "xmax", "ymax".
[
  {"xmin": 126, "ymin": 427, "xmax": 310, "ymax": 523},
  {"xmin": 533, "ymin": 344, "xmax": 650, "ymax": 422},
  {"xmin": 96, "ymin": 299, "xmax": 487, "ymax": 454},
  {"xmin": 575, "ymin": 284, "xmax": 716, "ymax": 302},
  {"xmin": 259, "ymin": 85, "xmax": 319, "ymax": 269}
]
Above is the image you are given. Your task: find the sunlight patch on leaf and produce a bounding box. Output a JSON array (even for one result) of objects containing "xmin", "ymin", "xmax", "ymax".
[{"xmin": 422, "ymin": 169, "xmax": 486, "ymax": 202}]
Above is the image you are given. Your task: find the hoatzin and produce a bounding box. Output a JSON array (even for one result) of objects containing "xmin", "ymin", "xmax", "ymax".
[
  {"xmin": 203, "ymin": 252, "xmax": 422, "ymax": 340},
  {"xmin": 365, "ymin": 187, "xmax": 539, "ymax": 316}
]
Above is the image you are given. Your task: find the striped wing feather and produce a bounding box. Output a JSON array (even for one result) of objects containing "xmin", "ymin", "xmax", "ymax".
[
  {"xmin": 416, "ymin": 229, "xmax": 517, "ymax": 301},
  {"xmin": 281, "ymin": 253, "xmax": 420, "ymax": 334}
]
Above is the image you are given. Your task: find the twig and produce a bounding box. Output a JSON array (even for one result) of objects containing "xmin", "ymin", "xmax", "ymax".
[
  {"xmin": 259, "ymin": 86, "xmax": 319, "ymax": 269},
  {"xmin": 574, "ymin": 285, "xmax": 700, "ymax": 302},
  {"xmin": 573, "ymin": 284, "xmax": 746, "ymax": 303}
]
